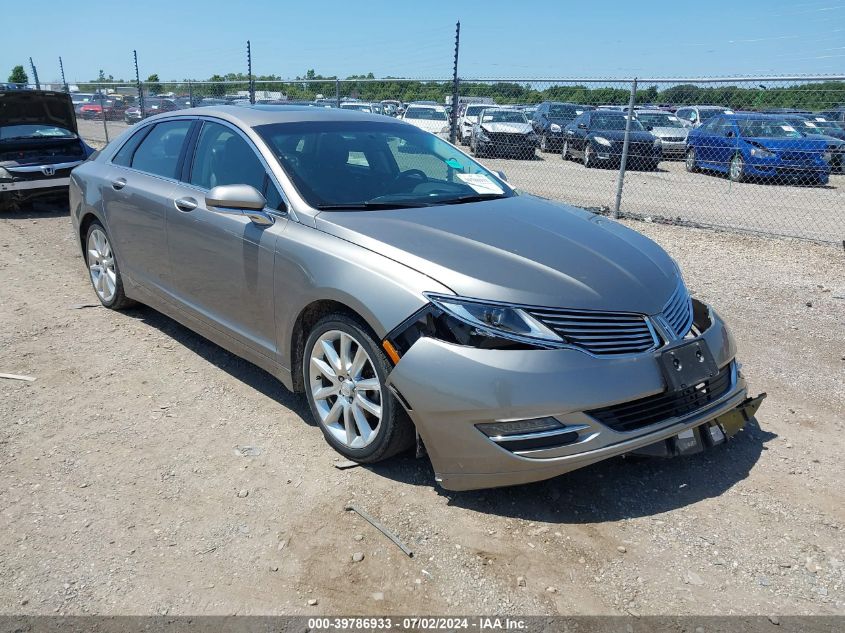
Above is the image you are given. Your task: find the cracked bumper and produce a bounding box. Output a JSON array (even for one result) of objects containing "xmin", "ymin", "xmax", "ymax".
[{"xmin": 387, "ymin": 304, "xmax": 751, "ymax": 491}]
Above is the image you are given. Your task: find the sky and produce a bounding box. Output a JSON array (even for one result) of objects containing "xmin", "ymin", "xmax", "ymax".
[{"xmin": 2, "ymin": 0, "xmax": 843, "ymax": 84}]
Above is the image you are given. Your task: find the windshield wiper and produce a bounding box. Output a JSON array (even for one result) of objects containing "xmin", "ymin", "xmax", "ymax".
[
  {"xmin": 315, "ymin": 201, "xmax": 430, "ymax": 211},
  {"xmin": 438, "ymin": 193, "xmax": 508, "ymax": 205}
]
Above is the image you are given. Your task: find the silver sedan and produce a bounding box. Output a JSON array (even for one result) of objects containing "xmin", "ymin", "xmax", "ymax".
[{"xmin": 69, "ymin": 106, "xmax": 763, "ymax": 491}]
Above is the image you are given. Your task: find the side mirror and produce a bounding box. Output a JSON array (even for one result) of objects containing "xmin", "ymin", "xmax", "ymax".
[
  {"xmin": 646, "ymin": 125, "xmax": 653, "ymax": 131},
  {"xmin": 725, "ymin": 130, "xmax": 734, "ymax": 138},
  {"xmin": 495, "ymin": 170, "xmax": 508, "ymax": 182},
  {"xmin": 206, "ymin": 184, "xmax": 274, "ymax": 225},
  {"xmin": 578, "ymin": 122, "xmax": 587, "ymax": 129}
]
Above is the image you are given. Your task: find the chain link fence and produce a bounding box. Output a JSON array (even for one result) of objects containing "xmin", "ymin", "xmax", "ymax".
[{"xmin": 52, "ymin": 75, "xmax": 845, "ymax": 243}]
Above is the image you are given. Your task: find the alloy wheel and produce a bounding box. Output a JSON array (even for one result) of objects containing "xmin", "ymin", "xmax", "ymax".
[
  {"xmin": 686, "ymin": 148, "xmax": 696, "ymax": 172},
  {"xmin": 730, "ymin": 154, "xmax": 744, "ymax": 181},
  {"xmin": 309, "ymin": 330, "xmax": 383, "ymax": 449},
  {"xmin": 87, "ymin": 228, "xmax": 117, "ymax": 303},
  {"xmin": 562, "ymin": 140, "xmax": 569, "ymax": 160}
]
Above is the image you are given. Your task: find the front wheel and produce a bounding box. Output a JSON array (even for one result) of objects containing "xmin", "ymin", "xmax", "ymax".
[
  {"xmin": 685, "ymin": 147, "xmax": 698, "ymax": 173},
  {"xmin": 729, "ymin": 153, "xmax": 745, "ymax": 182},
  {"xmin": 583, "ymin": 144, "xmax": 595, "ymax": 168},
  {"xmin": 303, "ymin": 314, "xmax": 414, "ymax": 463},
  {"xmin": 562, "ymin": 140, "xmax": 570, "ymax": 160},
  {"xmin": 539, "ymin": 134, "xmax": 549, "ymax": 153},
  {"xmin": 85, "ymin": 221, "xmax": 133, "ymax": 309}
]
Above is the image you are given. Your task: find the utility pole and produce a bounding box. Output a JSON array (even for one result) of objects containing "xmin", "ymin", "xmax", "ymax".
[
  {"xmin": 449, "ymin": 21, "xmax": 461, "ymax": 144},
  {"xmin": 134, "ymin": 50, "xmax": 145, "ymax": 119},
  {"xmin": 29, "ymin": 57, "xmax": 40, "ymax": 89},
  {"xmin": 59, "ymin": 57, "xmax": 68, "ymax": 92},
  {"xmin": 247, "ymin": 40, "xmax": 255, "ymax": 105}
]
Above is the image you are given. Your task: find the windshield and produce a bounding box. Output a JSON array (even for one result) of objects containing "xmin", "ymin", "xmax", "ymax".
[
  {"xmin": 738, "ymin": 119, "xmax": 803, "ymax": 139},
  {"xmin": 481, "ymin": 110, "xmax": 527, "ymax": 123},
  {"xmin": 256, "ymin": 120, "xmax": 513, "ymax": 208},
  {"xmin": 810, "ymin": 119, "xmax": 843, "ymax": 131},
  {"xmin": 548, "ymin": 104, "xmax": 590, "ymax": 119},
  {"xmin": 591, "ymin": 115, "xmax": 645, "ymax": 131},
  {"xmin": 699, "ymin": 109, "xmax": 731, "ymax": 122},
  {"xmin": 0, "ymin": 124, "xmax": 76, "ymax": 141},
  {"xmin": 405, "ymin": 107, "xmax": 447, "ymax": 120},
  {"xmin": 636, "ymin": 112, "xmax": 684, "ymax": 128},
  {"xmin": 464, "ymin": 105, "xmax": 485, "ymax": 117}
]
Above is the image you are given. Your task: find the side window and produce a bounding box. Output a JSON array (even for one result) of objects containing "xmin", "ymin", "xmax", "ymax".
[
  {"xmin": 700, "ymin": 117, "xmax": 719, "ymax": 133},
  {"xmin": 112, "ymin": 126, "xmax": 151, "ymax": 167},
  {"xmin": 263, "ymin": 181, "xmax": 285, "ymax": 211},
  {"xmin": 130, "ymin": 120, "xmax": 192, "ymax": 179},
  {"xmin": 190, "ymin": 121, "xmax": 266, "ymax": 192}
]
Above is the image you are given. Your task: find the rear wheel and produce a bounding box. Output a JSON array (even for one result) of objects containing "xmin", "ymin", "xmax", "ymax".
[
  {"xmin": 303, "ymin": 314, "xmax": 414, "ymax": 463},
  {"xmin": 562, "ymin": 140, "xmax": 570, "ymax": 160},
  {"xmin": 729, "ymin": 153, "xmax": 745, "ymax": 182},
  {"xmin": 685, "ymin": 147, "xmax": 698, "ymax": 173}
]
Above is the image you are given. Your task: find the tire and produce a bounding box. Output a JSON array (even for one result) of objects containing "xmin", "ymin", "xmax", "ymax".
[
  {"xmin": 583, "ymin": 143, "xmax": 595, "ymax": 168},
  {"xmin": 303, "ymin": 314, "xmax": 414, "ymax": 463},
  {"xmin": 685, "ymin": 147, "xmax": 698, "ymax": 173},
  {"xmin": 562, "ymin": 140, "xmax": 570, "ymax": 160},
  {"xmin": 729, "ymin": 153, "xmax": 745, "ymax": 182},
  {"xmin": 85, "ymin": 221, "xmax": 134, "ymax": 310},
  {"xmin": 539, "ymin": 134, "xmax": 549, "ymax": 153}
]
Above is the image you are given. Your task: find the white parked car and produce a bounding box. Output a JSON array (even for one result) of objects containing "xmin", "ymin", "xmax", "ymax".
[
  {"xmin": 401, "ymin": 104, "xmax": 449, "ymax": 136},
  {"xmin": 458, "ymin": 104, "xmax": 488, "ymax": 145}
]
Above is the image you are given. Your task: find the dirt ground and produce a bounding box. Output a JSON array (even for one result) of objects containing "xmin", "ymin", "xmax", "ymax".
[{"xmin": 0, "ymin": 201, "xmax": 843, "ymax": 616}]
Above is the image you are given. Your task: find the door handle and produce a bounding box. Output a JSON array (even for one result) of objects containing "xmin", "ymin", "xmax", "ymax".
[
  {"xmin": 111, "ymin": 178, "xmax": 126, "ymax": 190},
  {"xmin": 174, "ymin": 197, "xmax": 198, "ymax": 212}
]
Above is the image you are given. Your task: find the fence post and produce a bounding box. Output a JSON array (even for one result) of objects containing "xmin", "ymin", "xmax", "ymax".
[
  {"xmin": 134, "ymin": 50, "xmax": 144, "ymax": 120},
  {"xmin": 188, "ymin": 80, "xmax": 194, "ymax": 107},
  {"xmin": 335, "ymin": 78, "xmax": 340, "ymax": 107},
  {"xmin": 612, "ymin": 77, "xmax": 638, "ymax": 219},
  {"xmin": 449, "ymin": 21, "xmax": 461, "ymax": 144},
  {"xmin": 99, "ymin": 86, "xmax": 109, "ymax": 144}
]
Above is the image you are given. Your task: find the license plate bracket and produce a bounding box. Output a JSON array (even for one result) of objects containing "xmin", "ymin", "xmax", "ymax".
[{"xmin": 657, "ymin": 339, "xmax": 719, "ymax": 391}]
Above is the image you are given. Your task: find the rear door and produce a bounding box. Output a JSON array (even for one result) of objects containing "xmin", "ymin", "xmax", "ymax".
[
  {"xmin": 165, "ymin": 119, "xmax": 286, "ymax": 359},
  {"xmin": 101, "ymin": 118, "xmax": 194, "ymax": 294}
]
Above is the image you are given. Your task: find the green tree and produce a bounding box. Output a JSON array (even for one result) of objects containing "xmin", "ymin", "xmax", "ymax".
[
  {"xmin": 9, "ymin": 65, "xmax": 28, "ymax": 84},
  {"xmin": 146, "ymin": 73, "xmax": 162, "ymax": 95}
]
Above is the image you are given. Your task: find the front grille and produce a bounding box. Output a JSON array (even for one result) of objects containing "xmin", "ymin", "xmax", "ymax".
[
  {"xmin": 489, "ymin": 132, "xmax": 531, "ymax": 144},
  {"xmin": 662, "ymin": 136, "xmax": 686, "ymax": 143},
  {"xmin": 526, "ymin": 308, "xmax": 657, "ymax": 356},
  {"xmin": 629, "ymin": 142, "xmax": 654, "ymax": 156},
  {"xmin": 660, "ymin": 282, "xmax": 694, "ymax": 339},
  {"xmin": 587, "ymin": 363, "xmax": 733, "ymax": 433},
  {"xmin": 781, "ymin": 151, "xmax": 815, "ymax": 162}
]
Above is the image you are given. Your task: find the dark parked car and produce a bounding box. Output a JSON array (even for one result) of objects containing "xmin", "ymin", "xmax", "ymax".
[
  {"xmin": 562, "ymin": 110, "xmax": 662, "ymax": 170},
  {"xmin": 124, "ymin": 98, "xmax": 180, "ymax": 124},
  {"xmin": 531, "ymin": 102, "xmax": 595, "ymax": 153},
  {"xmin": 0, "ymin": 89, "xmax": 94, "ymax": 210},
  {"xmin": 819, "ymin": 106, "xmax": 845, "ymax": 125},
  {"xmin": 470, "ymin": 108, "xmax": 538, "ymax": 159},
  {"xmin": 685, "ymin": 113, "xmax": 830, "ymax": 184},
  {"xmin": 782, "ymin": 115, "xmax": 845, "ymax": 173}
]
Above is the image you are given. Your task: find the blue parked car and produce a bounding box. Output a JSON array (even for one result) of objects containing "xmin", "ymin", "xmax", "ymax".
[{"xmin": 685, "ymin": 113, "xmax": 831, "ymax": 185}]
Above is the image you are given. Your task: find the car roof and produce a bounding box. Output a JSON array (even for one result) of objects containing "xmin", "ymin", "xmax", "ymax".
[{"xmin": 161, "ymin": 105, "xmax": 398, "ymax": 127}]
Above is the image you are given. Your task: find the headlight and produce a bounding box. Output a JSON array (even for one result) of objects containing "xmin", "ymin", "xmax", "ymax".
[
  {"xmin": 386, "ymin": 294, "xmax": 564, "ymax": 355},
  {"xmin": 653, "ymin": 138, "xmax": 662, "ymax": 148},
  {"xmin": 593, "ymin": 136, "xmax": 612, "ymax": 147},
  {"xmin": 477, "ymin": 129, "xmax": 490, "ymax": 141},
  {"xmin": 0, "ymin": 167, "xmax": 10, "ymax": 180},
  {"xmin": 823, "ymin": 151, "xmax": 832, "ymax": 163},
  {"xmin": 550, "ymin": 123, "xmax": 562, "ymax": 133},
  {"xmin": 750, "ymin": 147, "xmax": 775, "ymax": 158}
]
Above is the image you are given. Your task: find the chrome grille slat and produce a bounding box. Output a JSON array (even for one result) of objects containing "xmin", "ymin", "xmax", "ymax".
[
  {"xmin": 526, "ymin": 306, "xmax": 658, "ymax": 356},
  {"xmin": 661, "ymin": 281, "xmax": 694, "ymax": 339}
]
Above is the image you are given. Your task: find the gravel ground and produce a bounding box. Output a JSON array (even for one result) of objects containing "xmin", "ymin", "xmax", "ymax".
[{"xmin": 1, "ymin": 200, "xmax": 843, "ymax": 616}]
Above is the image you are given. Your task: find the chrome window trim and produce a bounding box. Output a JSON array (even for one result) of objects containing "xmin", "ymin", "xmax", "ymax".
[{"xmin": 106, "ymin": 116, "xmax": 198, "ymax": 187}]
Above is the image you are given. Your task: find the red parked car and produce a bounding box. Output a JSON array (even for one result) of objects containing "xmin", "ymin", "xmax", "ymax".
[{"xmin": 78, "ymin": 99, "xmax": 127, "ymax": 121}]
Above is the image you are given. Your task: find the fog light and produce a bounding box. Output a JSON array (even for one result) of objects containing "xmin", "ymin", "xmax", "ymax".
[{"xmin": 476, "ymin": 416, "xmax": 563, "ymax": 438}]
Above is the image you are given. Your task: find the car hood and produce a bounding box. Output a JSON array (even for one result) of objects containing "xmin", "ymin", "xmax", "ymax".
[
  {"xmin": 0, "ymin": 90, "xmax": 78, "ymax": 135},
  {"xmin": 650, "ymin": 126, "xmax": 688, "ymax": 138},
  {"xmin": 589, "ymin": 129, "xmax": 655, "ymax": 142},
  {"xmin": 405, "ymin": 118, "xmax": 447, "ymax": 134},
  {"xmin": 743, "ymin": 136, "xmax": 829, "ymax": 151},
  {"xmin": 480, "ymin": 122, "xmax": 533, "ymax": 134},
  {"xmin": 315, "ymin": 196, "xmax": 678, "ymax": 314}
]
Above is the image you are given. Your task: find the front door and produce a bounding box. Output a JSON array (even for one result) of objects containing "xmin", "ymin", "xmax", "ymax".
[{"xmin": 165, "ymin": 120, "xmax": 286, "ymax": 359}]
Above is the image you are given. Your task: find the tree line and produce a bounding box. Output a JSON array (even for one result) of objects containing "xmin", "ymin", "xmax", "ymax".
[{"xmin": 9, "ymin": 65, "xmax": 844, "ymax": 111}]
